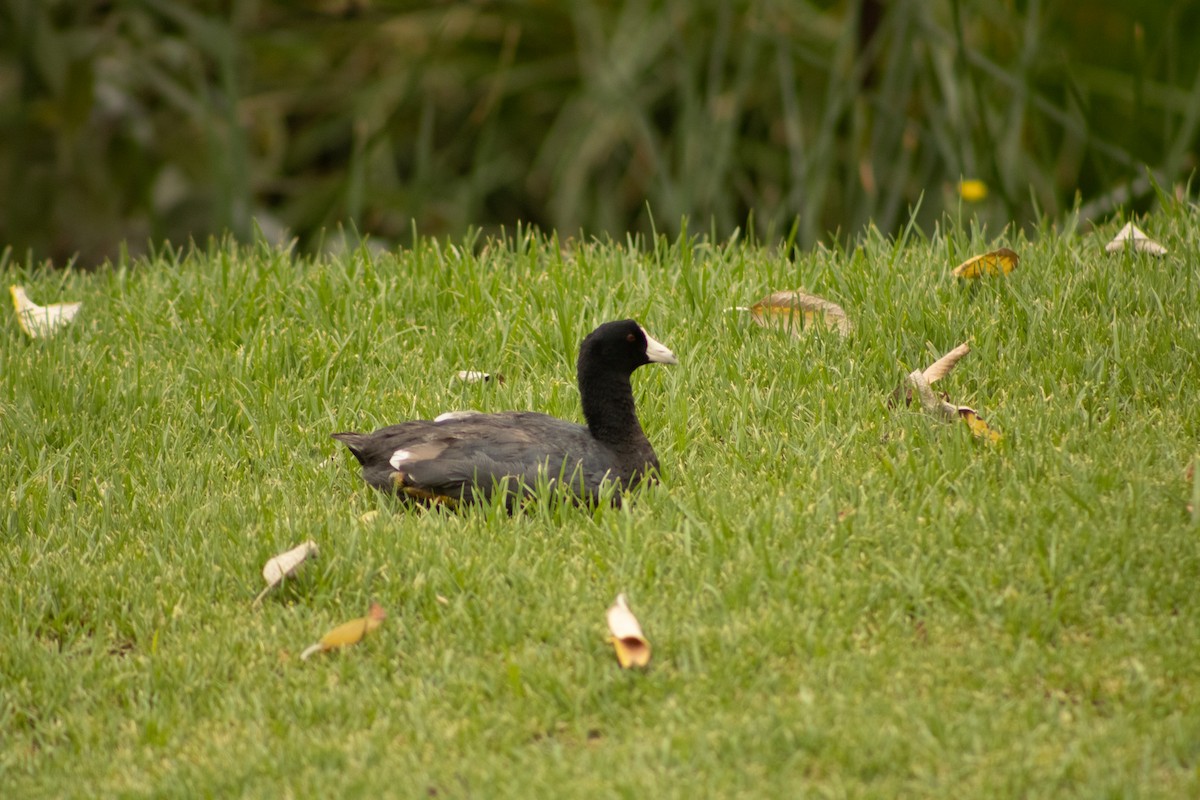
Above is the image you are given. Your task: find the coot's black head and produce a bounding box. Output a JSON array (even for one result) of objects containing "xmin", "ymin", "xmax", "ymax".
[{"xmin": 577, "ymin": 319, "xmax": 678, "ymax": 377}]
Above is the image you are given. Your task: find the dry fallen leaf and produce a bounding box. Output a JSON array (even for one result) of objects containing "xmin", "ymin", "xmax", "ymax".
[
  {"xmin": 907, "ymin": 369, "xmax": 960, "ymax": 423},
  {"xmin": 455, "ymin": 370, "xmax": 505, "ymax": 384},
  {"xmin": 921, "ymin": 342, "xmax": 971, "ymax": 384},
  {"xmin": 746, "ymin": 290, "xmax": 852, "ymax": 337},
  {"xmin": 263, "ymin": 541, "xmax": 318, "ymax": 585},
  {"xmin": 958, "ymin": 407, "xmax": 1003, "ymax": 443},
  {"xmin": 952, "ymin": 248, "xmax": 1019, "ymax": 279},
  {"xmin": 10, "ymin": 285, "xmax": 82, "ymax": 338},
  {"xmin": 1104, "ymin": 222, "xmax": 1167, "ymax": 256},
  {"xmin": 253, "ymin": 540, "xmax": 318, "ymax": 606},
  {"xmin": 906, "ymin": 365, "xmax": 1001, "ymax": 442},
  {"xmin": 606, "ymin": 593, "xmax": 651, "ymax": 669},
  {"xmin": 890, "ymin": 343, "xmax": 970, "ymax": 407},
  {"xmin": 300, "ymin": 602, "xmax": 387, "ymax": 660}
]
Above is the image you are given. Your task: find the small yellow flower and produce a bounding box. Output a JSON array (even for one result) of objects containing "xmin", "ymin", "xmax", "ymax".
[{"xmin": 958, "ymin": 179, "xmax": 988, "ymax": 202}]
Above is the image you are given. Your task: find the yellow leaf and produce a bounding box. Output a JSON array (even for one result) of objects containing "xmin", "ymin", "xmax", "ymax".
[
  {"xmin": 951, "ymin": 248, "xmax": 1019, "ymax": 279},
  {"xmin": 905, "ymin": 368, "xmax": 1000, "ymax": 443},
  {"xmin": 958, "ymin": 407, "xmax": 1002, "ymax": 442},
  {"xmin": 300, "ymin": 602, "xmax": 386, "ymax": 660},
  {"xmin": 10, "ymin": 285, "xmax": 82, "ymax": 338},
  {"xmin": 747, "ymin": 290, "xmax": 852, "ymax": 337},
  {"xmin": 958, "ymin": 179, "xmax": 988, "ymax": 202},
  {"xmin": 606, "ymin": 593, "xmax": 650, "ymax": 669}
]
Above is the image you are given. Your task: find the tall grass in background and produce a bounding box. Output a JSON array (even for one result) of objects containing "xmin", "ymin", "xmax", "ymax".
[{"xmin": 2, "ymin": 0, "xmax": 1199, "ymax": 264}]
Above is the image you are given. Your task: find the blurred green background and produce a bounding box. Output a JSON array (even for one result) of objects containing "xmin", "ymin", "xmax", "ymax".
[{"xmin": 3, "ymin": 0, "xmax": 1198, "ymax": 266}]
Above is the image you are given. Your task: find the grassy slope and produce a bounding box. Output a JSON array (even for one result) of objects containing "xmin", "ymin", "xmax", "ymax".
[{"xmin": 2, "ymin": 211, "xmax": 1199, "ymax": 797}]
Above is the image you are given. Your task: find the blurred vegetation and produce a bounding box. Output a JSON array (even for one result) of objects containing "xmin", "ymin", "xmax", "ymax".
[{"xmin": 2, "ymin": 0, "xmax": 1199, "ymax": 265}]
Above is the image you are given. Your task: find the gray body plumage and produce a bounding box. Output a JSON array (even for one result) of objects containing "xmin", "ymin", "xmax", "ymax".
[{"xmin": 332, "ymin": 319, "xmax": 676, "ymax": 507}]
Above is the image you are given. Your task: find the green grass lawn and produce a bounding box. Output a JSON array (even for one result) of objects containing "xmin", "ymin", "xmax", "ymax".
[{"xmin": 3, "ymin": 211, "xmax": 1199, "ymax": 797}]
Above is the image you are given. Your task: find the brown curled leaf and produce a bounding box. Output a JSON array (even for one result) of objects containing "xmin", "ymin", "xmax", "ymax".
[{"xmin": 747, "ymin": 290, "xmax": 852, "ymax": 337}]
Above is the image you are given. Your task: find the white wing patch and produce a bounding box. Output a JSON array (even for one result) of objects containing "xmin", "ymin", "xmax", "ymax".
[
  {"xmin": 434, "ymin": 410, "xmax": 482, "ymax": 423},
  {"xmin": 388, "ymin": 449, "xmax": 413, "ymax": 470}
]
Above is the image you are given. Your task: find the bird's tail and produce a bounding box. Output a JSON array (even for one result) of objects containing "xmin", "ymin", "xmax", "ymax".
[{"xmin": 331, "ymin": 432, "xmax": 368, "ymax": 464}]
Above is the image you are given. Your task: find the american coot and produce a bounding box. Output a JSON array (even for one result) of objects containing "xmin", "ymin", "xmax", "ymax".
[{"xmin": 333, "ymin": 319, "xmax": 677, "ymax": 506}]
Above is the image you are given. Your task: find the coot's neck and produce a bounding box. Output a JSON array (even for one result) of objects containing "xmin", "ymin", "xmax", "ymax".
[{"xmin": 579, "ymin": 366, "xmax": 648, "ymax": 450}]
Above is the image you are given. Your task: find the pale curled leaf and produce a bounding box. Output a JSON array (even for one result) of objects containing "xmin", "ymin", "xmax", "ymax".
[
  {"xmin": 907, "ymin": 370, "xmax": 960, "ymax": 423},
  {"xmin": 922, "ymin": 343, "xmax": 970, "ymax": 384},
  {"xmin": 262, "ymin": 541, "xmax": 318, "ymax": 585},
  {"xmin": 890, "ymin": 343, "xmax": 971, "ymax": 408},
  {"xmin": 300, "ymin": 602, "xmax": 387, "ymax": 660},
  {"xmin": 951, "ymin": 249, "xmax": 1018, "ymax": 279},
  {"xmin": 907, "ymin": 370, "xmax": 1002, "ymax": 442},
  {"xmin": 748, "ymin": 290, "xmax": 852, "ymax": 337},
  {"xmin": 1105, "ymin": 222, "xmax": 1167, "ymax": 256},
  {"xmin": 10, "ymin": 285, "xmax": 82, "ymax": 338},
  {"xmin": 606, "ymin": 593, "xmax": 651, "ymax": 669},
  {"xmin": 253, "ymin": 540, "xmax": 318, "ymax": 606},
  {"xmin": 454, "ymin": 370, "xmax": 505, "ymax": 384}
]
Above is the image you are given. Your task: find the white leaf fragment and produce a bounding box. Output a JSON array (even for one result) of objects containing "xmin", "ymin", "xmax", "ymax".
[
  {"xmin": 253, "ymin": 540, "xmax": 318, "ymax": 606},
  {"xmin": 1105, "ymin": 222, "xmax": 1167, "ymax": 256},
  {"xmin": 10, "ymin": 285, "xmax": 82, "ymax": 338},
  {"xmin": 454, "ymin": 370, "xmax": 504, "ymax": 384}
]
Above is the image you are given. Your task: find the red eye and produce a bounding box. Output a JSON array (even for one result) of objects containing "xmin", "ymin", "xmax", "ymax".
[{"xmin": 626, "ymin": 333, "xmax": 635, "ymax": 342}]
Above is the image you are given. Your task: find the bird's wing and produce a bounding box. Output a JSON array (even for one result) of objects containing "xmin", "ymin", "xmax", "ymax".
[{"xmin": 349, "ymin": 413, "xmax": 606, "ymax": 502}]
